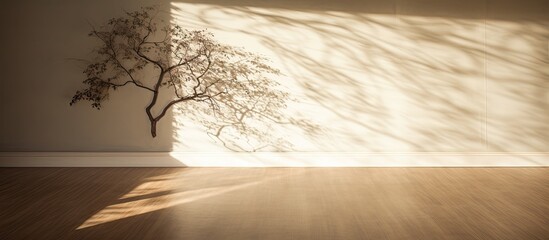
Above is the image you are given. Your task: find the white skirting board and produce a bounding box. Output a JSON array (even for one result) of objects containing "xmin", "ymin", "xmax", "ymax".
[{"xmin": 0, "ymin": 152, "xmax": 548, "ymax": 167}]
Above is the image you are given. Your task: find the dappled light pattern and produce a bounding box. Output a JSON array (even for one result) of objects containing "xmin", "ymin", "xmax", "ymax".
[
  {"xmin": 485, "ymin": 21, "xmax": 548, "ymax": 152},
  {"xmin": 170, "ymin": 1, "xmax": 548, "ymax": 152}
]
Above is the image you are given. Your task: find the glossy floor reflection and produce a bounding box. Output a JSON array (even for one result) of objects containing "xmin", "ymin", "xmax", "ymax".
[{"xmin": 1, "ymin": 168, "xmax": 548, "ymax": 239}]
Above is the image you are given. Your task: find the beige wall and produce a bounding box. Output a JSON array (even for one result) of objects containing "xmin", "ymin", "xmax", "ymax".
[
  {"xmin": 1, "ymin": 0, "xmax": 547, "ymax": 154},
  {"xmin": 0, "ymin": 0, "xmax": 174, "ymax": 151}
]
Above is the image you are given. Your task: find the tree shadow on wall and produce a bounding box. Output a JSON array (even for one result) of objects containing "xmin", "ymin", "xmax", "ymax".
[
  {"xmin": 70, "ymin": 5, "xmax": 321, "ymax": 152},
  {"xmin": 173, "ymin": 93, "xmax": 322, "ymax": 152},
  {"xmin": 171, "ymin": 0, "xmax": 548, "ymax": 152}
]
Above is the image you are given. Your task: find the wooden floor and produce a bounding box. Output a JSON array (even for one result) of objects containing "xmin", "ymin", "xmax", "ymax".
[{"xmin": 1, "ymin": 168, "xmax": 547, "ymax": 240}]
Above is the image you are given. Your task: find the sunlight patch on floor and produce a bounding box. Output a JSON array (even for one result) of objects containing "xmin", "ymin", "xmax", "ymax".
[{"xmin": 77, "ymin": 179, "xmax": 262, "ymax": 229}]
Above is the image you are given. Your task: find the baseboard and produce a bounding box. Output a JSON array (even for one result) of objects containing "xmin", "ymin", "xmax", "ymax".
[{"xmin": 0, "ymin": 152, "xmax": 548, "ymax": 167}]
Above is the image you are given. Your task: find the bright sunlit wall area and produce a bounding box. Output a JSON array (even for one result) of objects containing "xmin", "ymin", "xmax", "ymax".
[{"xmin": 0, "ymin": 0, "xmax": 547, "ymax": 166}]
